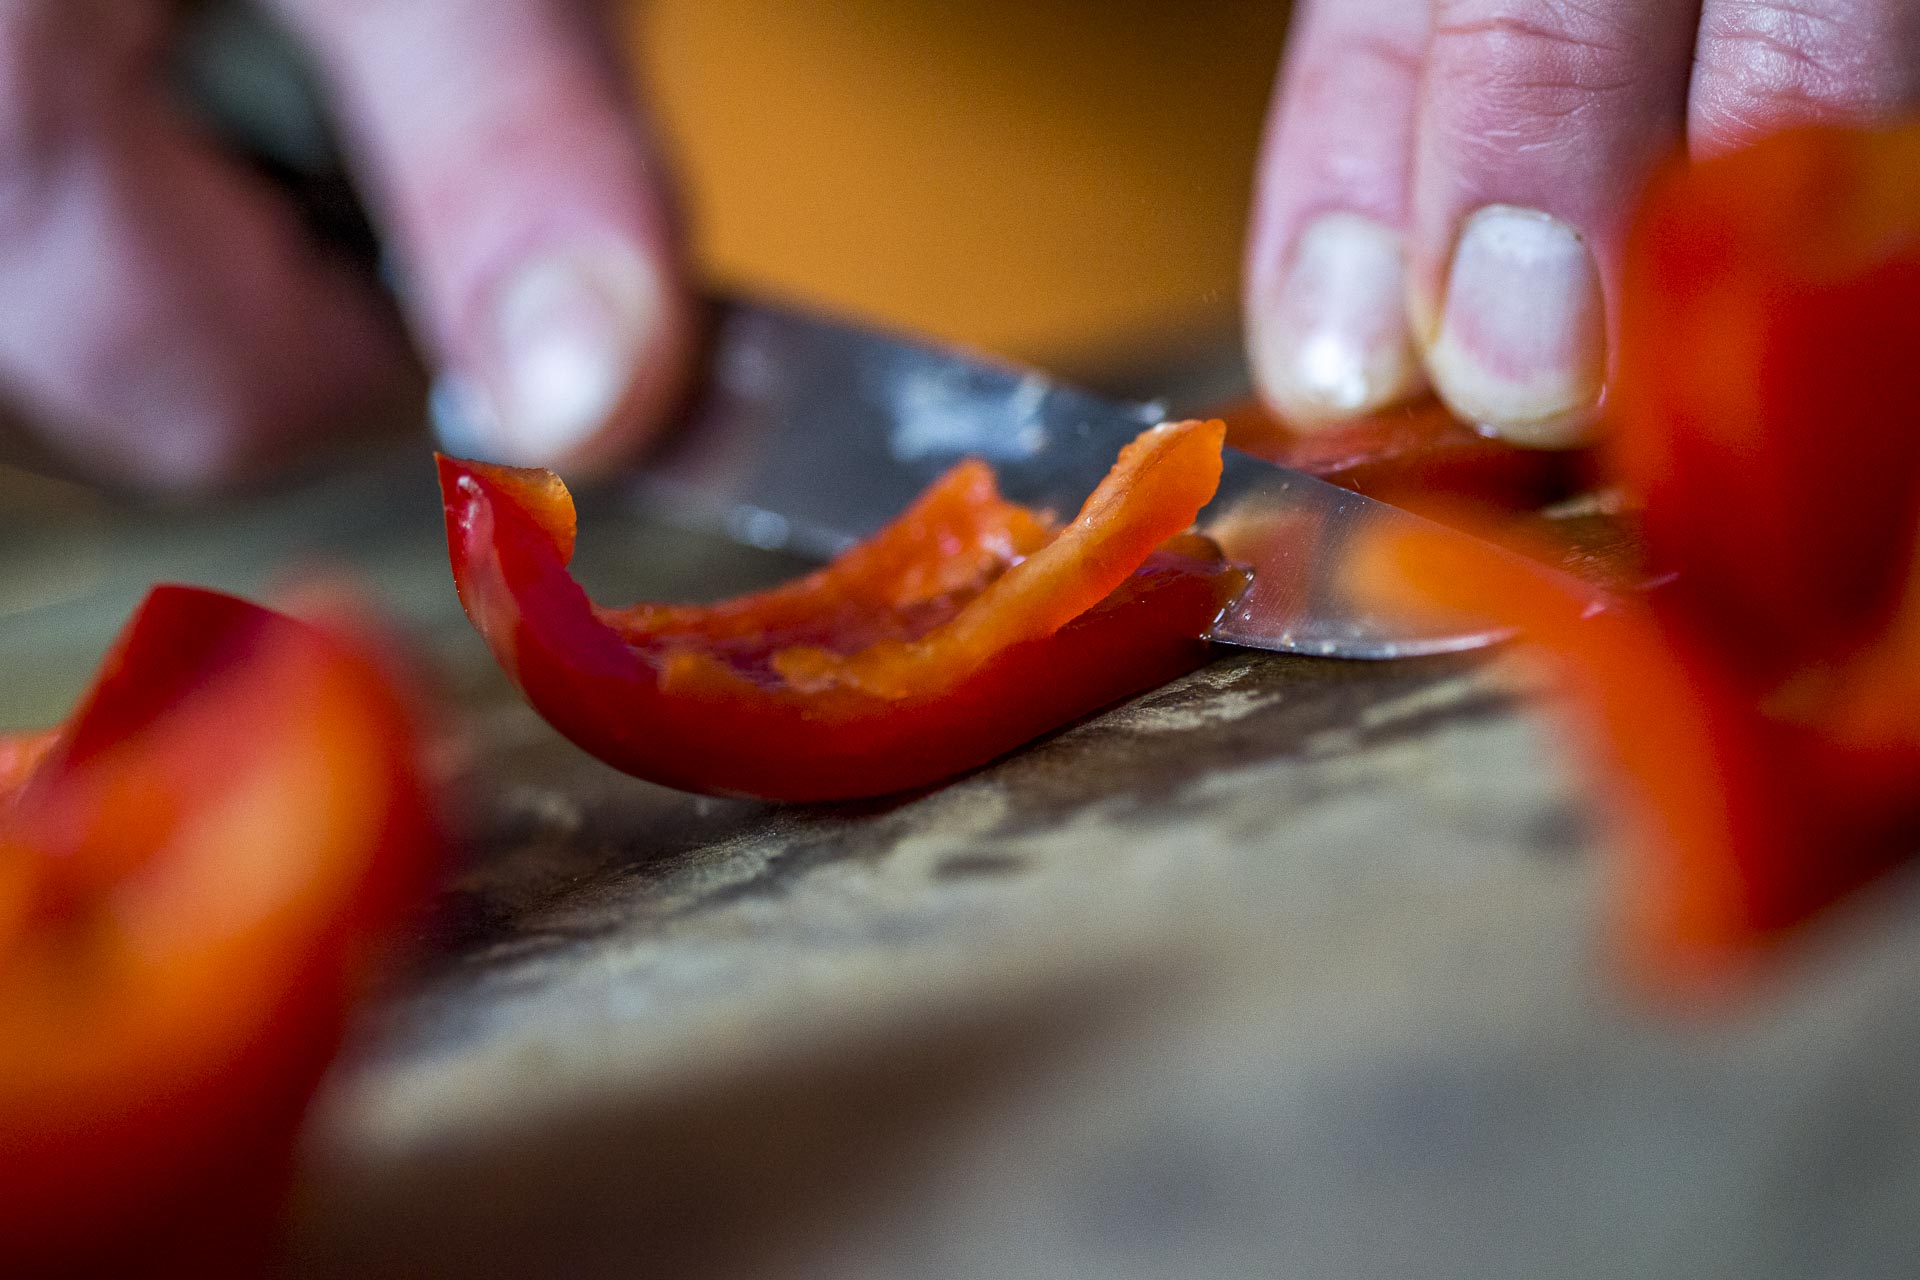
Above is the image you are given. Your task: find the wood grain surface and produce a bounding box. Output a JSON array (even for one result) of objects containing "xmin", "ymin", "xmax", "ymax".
[{"xmin": 2, "ymin": 450, "xmax": 1916, "ymax": 1279}]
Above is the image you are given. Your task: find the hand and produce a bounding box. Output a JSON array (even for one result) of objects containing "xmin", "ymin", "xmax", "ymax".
[
  {"xmin": 1245, "ymin": 0, "xmax": 1920, "ymax": 447},
  {"xmin": 0, "ymin": 0, "xmax": 689, "ymax": 492}
]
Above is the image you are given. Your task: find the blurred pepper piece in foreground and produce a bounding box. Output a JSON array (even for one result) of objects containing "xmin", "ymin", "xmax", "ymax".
[
  {"xmin": 1355, "ymin": 123, "xmax": 1920, "ymax": 992},
  {"xmin": 440, "ymin": 420, "xmax": 1244, "ymax": 802},
  {"xmin": 0, "ymin": 586, "xmax": 441, "ymax": 1274}
]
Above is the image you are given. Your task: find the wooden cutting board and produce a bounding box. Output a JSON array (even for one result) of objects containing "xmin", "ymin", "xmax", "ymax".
[{"xmin": 3, "ymin": 449, "xmax": 1916, "ymax": 1280}]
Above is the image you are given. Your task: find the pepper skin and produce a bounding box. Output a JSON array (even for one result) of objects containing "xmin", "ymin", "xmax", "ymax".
[{"xmin": 439, "ymin": 420, "xmax": 1247, "ymax": 802}]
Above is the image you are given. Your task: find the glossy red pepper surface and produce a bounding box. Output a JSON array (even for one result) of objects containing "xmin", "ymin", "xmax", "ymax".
[{"xmin": 440, "ymin": 419, "xmax": 1245, "ymax": 801}]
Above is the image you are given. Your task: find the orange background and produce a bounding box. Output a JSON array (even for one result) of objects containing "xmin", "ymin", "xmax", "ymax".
[{"xmin": 632, "ymin": 1, "xmax": 1291, "ymax": 374}]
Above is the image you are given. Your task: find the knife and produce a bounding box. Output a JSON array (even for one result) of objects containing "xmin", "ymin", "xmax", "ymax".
[
  {"xmin": 171, "ymin": 13, "xmax": 1513, "ymax": 660},
  {"xmin": 629, "ymin": 298, "xmax": 1514, "ymax": 660}
]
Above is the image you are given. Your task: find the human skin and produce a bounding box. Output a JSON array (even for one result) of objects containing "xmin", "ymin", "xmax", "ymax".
[
  {"xmin": 1244, "ymin": 0, "xmax": 1920, "ymax": 448},
  {"xmin": 0, "ymin": 0, "xmax": 689, "ymax": 492},
  {"xmin": 0, "ymin": 2, "xmax": 1915, "ymax": 488}
]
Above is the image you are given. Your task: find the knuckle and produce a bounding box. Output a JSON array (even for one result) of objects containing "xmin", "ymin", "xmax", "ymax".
[
  {"xmin": 1290, "ymin": 29, "xmax": 1426, "ymax": 117},
  {"xmin": 0, "ymin": 15, "xmax": 78, "ymax": 226},
  {"xmin": 1319, "ymin": 28, "xmax": 1428, "ymax": 87},
  {"xmin": 1694, "ymin": 0, "xmax": 1914, "ymax": 144},
  {"xmin": 81, "ymin": 397, "xmax": 278, "ymax": 496},
  {"xmin": 1429, "ymin": 1, "xmax": 1650, "ymax": 144},
  {"xmin": 0, "ymin": 1, "xmax": 157, "ymax": 234},
  {"xmin": 18, "ymin": 332, "xmax": 280, "ymax": 496}
]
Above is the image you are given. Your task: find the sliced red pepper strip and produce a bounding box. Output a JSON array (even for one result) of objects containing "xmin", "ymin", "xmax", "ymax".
[
  {"xmin": 0, "ymin": 586, "xmax": 440, "ymax": 1272},
  {"xmin": 440, "ymin": 419, "xmax": 1245, "ymax": 801},
  {"xmin": 1218, "ymin": 395, "xmax": 1594, "ymax": 513}
]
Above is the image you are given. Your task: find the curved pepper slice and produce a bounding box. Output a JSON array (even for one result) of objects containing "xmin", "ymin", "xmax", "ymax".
[
  {"xmin": 440, "ymin": 419, "xmax": 1245, "ymax": 801},
  {"xmin": 0, "ymin": 586, "xmax": 440, "ymax": 1272}
]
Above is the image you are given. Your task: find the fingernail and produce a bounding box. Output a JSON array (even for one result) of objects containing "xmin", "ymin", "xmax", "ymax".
[
  {"xmin": 1427, "ymin": 205, "xmax": 1605, "ymax": 447},
  {"xmin": 1252, "ymin": 213, "xmax": 1425, "ymax": 427},
  {"xmin": 453, "ymin": 241, "xmax": 666, "ymax": 466}
]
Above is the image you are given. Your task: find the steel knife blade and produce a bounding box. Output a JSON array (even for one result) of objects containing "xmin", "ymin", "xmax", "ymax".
[{"xmin": 628, "ymin": 298, "xmax": 1513, "ymax": 659}]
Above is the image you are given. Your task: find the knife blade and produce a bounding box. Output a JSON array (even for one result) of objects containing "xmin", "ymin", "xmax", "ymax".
[
  {"xmin": 629, "ymin": 298, "xmax": 1513, "ymax": 659},
  {"xmin": 174, "ymin": 7, "xmax": 1517, "ymax": 659}
]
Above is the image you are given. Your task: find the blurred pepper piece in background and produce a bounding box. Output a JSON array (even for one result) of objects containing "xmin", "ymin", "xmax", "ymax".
[
  {"xmin": 1355, "ymin": 123, "xmax": 1920, "ymax": 993},
  {"xmin": 0, "ymin": 586, "xmax": 440, "ymax": 1274}
]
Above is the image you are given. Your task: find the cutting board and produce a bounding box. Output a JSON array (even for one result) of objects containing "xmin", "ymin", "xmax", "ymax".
[{"xmin": 3, "ymin": 449, "xmax": 1916, "ymax": 1280}]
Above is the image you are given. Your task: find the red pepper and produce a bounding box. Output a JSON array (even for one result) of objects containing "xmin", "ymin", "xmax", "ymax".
[
  {"xmin": 1220, "ymin": 395, "xmax": 1594, "ymax": 513},
  {"xmin": 1614, "ymin": 123, "xmax": 1920, "ymax": 671},
  {"xmin": 0, "ymin": 586, "xmax": 440, "ymax": 1272},
  {"xmin": 1353, "ymin": 123, "xmax": 1920, "ymax": 992},
  {"xmin": 439, "ymin": 419, "xmax": 1245, "ymax": 801}
]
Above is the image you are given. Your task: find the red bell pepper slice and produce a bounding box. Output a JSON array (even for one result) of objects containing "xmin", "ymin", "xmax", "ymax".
[
  {"xmin": 1219, "ymin": 395, "xmax": 1594, "ymax": 513},
  {"xmin": 1614, "ymin": 122, "xmax": 1920, "ymax": 671},
  {"xmin": 0, "ymin": 731, "xmax": 54, "ymax": 797},
  {"xmin": 1352, "ymin": 123, "xmax": 1920, "ymax": 993},
  {"xmin": 0, "ymin": 586, "xmax": 440, "ymax": 1272},
  {"xmin": 439, "ymin": 419, "xmax": 1246, "ymax": 801}
]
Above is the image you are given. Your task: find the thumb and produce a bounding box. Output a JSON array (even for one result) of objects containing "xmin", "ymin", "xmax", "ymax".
[{"xmin": 269, "ymin": 0, "xmax": 692, "ymax": 473}]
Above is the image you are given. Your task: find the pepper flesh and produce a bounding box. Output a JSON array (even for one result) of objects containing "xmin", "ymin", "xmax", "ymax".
[
  {"xmin": 440, "ymin": 419, "xmax": 1245, "ymax": 801},
  {"xmin": 0, "ymin": 586, "xmax": 439, "ymax": 1272}
]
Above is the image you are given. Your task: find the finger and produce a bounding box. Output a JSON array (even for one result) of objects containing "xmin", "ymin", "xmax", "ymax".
[
  {"xmin": 1690, "ymin": 0, "xmax": 1920, "ymax": 156},
  {"xmin": 1245, "ymin": 0, "xmax": 1431, "ymax": 429},
  {"xmin": 0, "ymin": 2, "xmax": 407, "ymax": 492},
  {"xmin": 269, "ymin": 0, "xmax": 692, "ymax": 474},
  {"xmin": 1409, "ymin": 0, "xmax": 1701, "ymax": 446}
]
